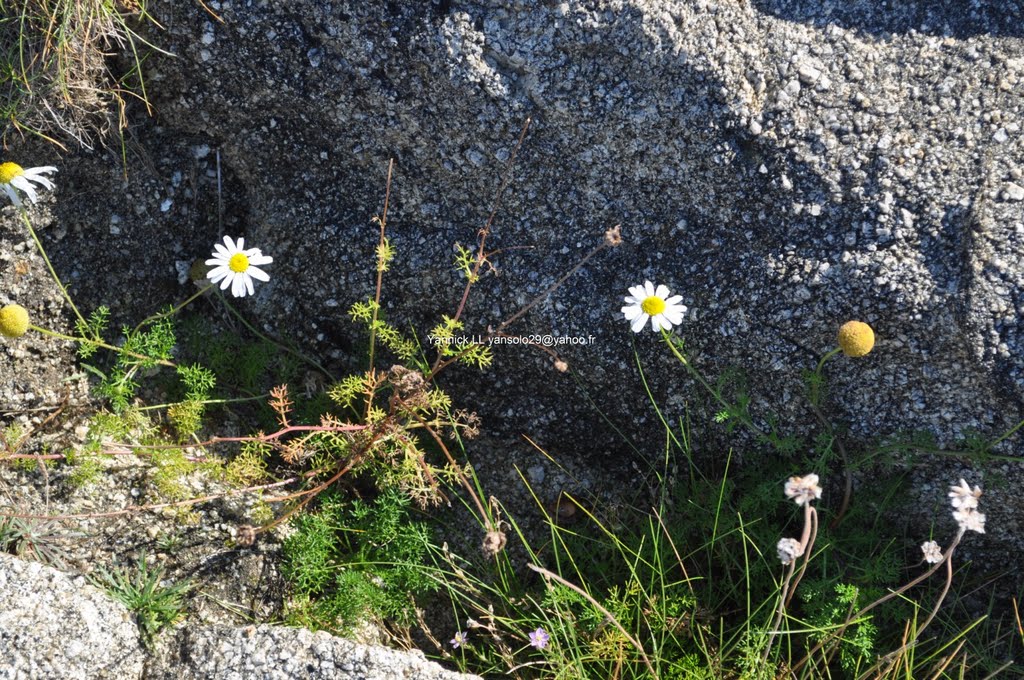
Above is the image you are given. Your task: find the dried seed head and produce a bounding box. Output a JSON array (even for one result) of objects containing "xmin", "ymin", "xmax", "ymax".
[
  {"xmin": 236, "ymin": 525, "xmax": 258, "ymax": 547},
  {"xmin": 481, "ymin": 529, "xmax": 507, "ymax": 558},
  {"xmin": 604, "ymin": 224, "xmax": 623, "ymax": 247}
]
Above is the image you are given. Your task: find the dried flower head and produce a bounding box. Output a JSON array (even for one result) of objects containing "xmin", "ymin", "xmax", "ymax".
[
  {"xmin": 388, "ymin": 364, "xmax": 429, "ymax": 410},
  {"xmin": 837, "ymin": 320, "xmax": 875, "ymax": 357},
  {"xmin": 953, "ymin": 508, "xmax": 986, "ymax": 534},
  {"xmin": 481, "ymin": 529, "xmax": 507, "ymax": 558},
  {"xmin": 948, "ymin": 478, "xmax": 982, "ymax": 510},
  {"xmin": 553, "ymin": 359, "xmax": 569, "ymax": 373},
  {"xmin": 920, "ymin": 540, "xmax": 943, "ymax": 564},
  {"xmin": 0, "ymin": 162, "xmax": 57, "ymax": 207},
  {"xmin": 784, "ymin": 473, "xmax": 822, "ymax": 506},
  {"xmin": 777, "ymin": 537, "xmax": 805, "ymax": 565},
  {"xmin": 235, "ymin": 525, "xmax": 258, "ymax": 547},
  {"xmin": 0, "ymin": 304, "xmax": 30, "ymax": 338},
  {"xmin": 604, "ymin": 224, "xmax": 622, "ymax": 247}
]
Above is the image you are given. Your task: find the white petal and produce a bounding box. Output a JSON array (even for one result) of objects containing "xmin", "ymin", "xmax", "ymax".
[
  {"xmin": 207, "ymin": 266, "xmax": 230, "ymax": 283},
  {"xmin": 662, "ymin": 310, "xmax": 684, "ymax": 326},
  {"xmin": 213, "ymin": 242, "xmax": 232, "ymax": 258},
  {"xmin": 28, "ymin": 174, "xmax": 55, "ymax": 190},
  {"xmin": 222, "ymin": 235, "xmax": 238, "ymax": 251},
  {"xmin": 655, "ymin": 284, "xmax": 670, "ymax": 300},
  {"xmin": 218, "ymin": 274, "xmax": 233, "ymax": 290},
  {"xmin": 628, "ymin": 285, "xmax": 647, "ymax": 300},
  {"xmin": 244, "ymin": 275, "xmax": 255, "ymax": 296},
  {"xmin": 248, "ymin": 254, "xmax": 273, "ymax": 266},
  {"xmin": 247, "ymin": 266, "xmax": 270, "ymax": 282},
  {"xmin": 235, "ymin": 236, "xmax": 245, "ymax": 251},
  {"xmin": 231, "ymin": 275, "xmax": 247, "ymax": 297},
  {"xmin": 2, "ymin": 185, "xmax": 21, "ymax": 207},
  {"xmin": 623, "ymin": 305, "xmax": 643, "ymax": 320},
  {"xmin": 630, "ymin": 313, "xmax": 649, "ymax": 333},
  {"xmin": 649, "ymin": 315, "xmax": 662, "ymax": 331},
  {"xmin": 665, "ymin": 295, "xmax": 683, "ymax": 306},
  {"xmin": 643, "ymin": 281, "xmax": 656, "ymax": 297},
  {"xmin": 11, "ymin": 177, "xmax": 38, "ymax": 203}
]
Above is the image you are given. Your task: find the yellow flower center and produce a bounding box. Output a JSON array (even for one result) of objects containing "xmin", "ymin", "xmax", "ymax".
[
  {"xmin": 0, "ymin": 162, "xmax": 25, "ymax": 184},
  {"xmin": 641, "ymin": 295, "xmax": 666, "ymax": 316},
  {"xmin": 0, "ymin": 304, "xmax": 30, "ymax": 338},
  {"xmin": 229, "ymin": 253, "xmax": 250, "ymax": 273},
  {"xmin": 837, "ymin": 320, "xmax": 875, "ymax": 357}
]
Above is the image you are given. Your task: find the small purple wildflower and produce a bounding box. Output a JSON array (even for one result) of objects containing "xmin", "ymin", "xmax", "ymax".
[
  {"xmin": 528, "ymin": 627, "xmax": 550, "ymax": 650},
  {"xmin": 450, "ymin": 631, "xmax": 468, "ymax": 649}
]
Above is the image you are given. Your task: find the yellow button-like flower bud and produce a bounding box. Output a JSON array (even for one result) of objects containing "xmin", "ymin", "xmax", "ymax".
[
  {"xmin": 0, "ymin": 304, "xmax": 30, "ymax": 338},
  {"xmin": 838, "ymin": 320, "xmax": 874, "ymax": 357}
]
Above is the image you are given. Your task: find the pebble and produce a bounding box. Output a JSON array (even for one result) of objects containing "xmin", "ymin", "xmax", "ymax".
[{"xmin": 1003, "ymin": 183, "xmax": 1024, "ymax": 201}]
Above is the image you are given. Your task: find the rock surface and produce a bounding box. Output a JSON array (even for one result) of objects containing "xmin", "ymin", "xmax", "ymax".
[
  {"xmin": 146, "ymin": 624, "xmax": 480, "ymax": 680},
  {"xmin": 0, "ymin": 552, "xmax": 146, "ymax": 680},
  {"xmin": 0, "ymin": 554, "xmax": 478, "ymax": 680},
  {"xmin": 113, "ymin": 0, "xmax": 1023, "ymax": 454}
]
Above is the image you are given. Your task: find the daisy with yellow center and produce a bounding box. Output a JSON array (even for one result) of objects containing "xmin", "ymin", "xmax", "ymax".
[
  {"xmin": 622, "ymin": 281, "xmax": 687, "ymax": 333},
  {"xmin": 205, "ymin": 235, "xmax": 273, "ymax": 298},
  {"xmin": 0, "ymin": 162, "xmax": 57, "ymax": 207}
]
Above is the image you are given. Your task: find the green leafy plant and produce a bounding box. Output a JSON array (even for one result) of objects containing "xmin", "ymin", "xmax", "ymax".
[
  {"xmin": 282, "ymin": 488, "xmax": 437, "ymax": 633},
  {"xmin": 0, "ymin": 515, "xmax": 75, "ymax": 568},
  {"xmin": 90, "ymin": 551, "xmax": 191, "ymax": 647}
]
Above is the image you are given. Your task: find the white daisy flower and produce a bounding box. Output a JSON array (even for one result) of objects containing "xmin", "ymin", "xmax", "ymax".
[
  {"xmin": 948, "ymin": 478, "xmax": 982, "ymax": 510},
  {"xmin": 784, "ymin": 473, "xmax": 823, "ymax": 506},
  {"xmin": 777, "ymin": 537, "xmax": 804, "ymax": 565},
  {"xmin": 920, "ymin": 540, "xmax": 943, "ymax": 564},
  {"xmin": 622, "ymin": 281, "xmax": 687, "ymax": 333},
  {"xmin": 205, "ymin": 235, "xmax": 273, "ymax": 298},
  {"xmin": 0, "ymin": 162, "xmax": 57, "ymax": 207}
]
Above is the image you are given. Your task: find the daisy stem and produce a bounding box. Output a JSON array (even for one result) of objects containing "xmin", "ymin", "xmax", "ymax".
[
  {"xmin": 29, "ymin": 324, "xmax": 176, "ymax": 367},
  {"xmin": 216, "ymin": 289, "xmax": 333, "ymax": 379},
  {"xmin": 18, "ymin": 209, "xmax": 89, "ymax": 334},
  {"xmin": 132, "ymin": 283, "xmax": 214, "ymax": 334},
  {"xmin": 661, "ymin": 329, "xmax": 770, "ymax": 440}
]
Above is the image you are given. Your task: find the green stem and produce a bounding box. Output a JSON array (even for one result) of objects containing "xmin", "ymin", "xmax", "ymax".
[
  {"xmin": 814, "ymin": 347, "xmax": 842, "ymax": 377},
  {"xmin": 661, "ymin": 329, "xmax": 770, "ymax": 440},
  {"xmin": 217, "ymin": 290, "xmax": 334, "ymax": 379},
  {"xmin": 30, "ymin": 324, "xmax": 176, "ymax": 367},
  {"xmin": 133, "ymin": 283, "xmax": 214, "ymax": 334},
  {"xmin": 18, "ymin": 209, "xmax": 89, "ymax": 333}
]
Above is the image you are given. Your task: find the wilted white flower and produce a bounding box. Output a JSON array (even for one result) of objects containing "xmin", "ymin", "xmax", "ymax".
[
  {"xmin": 622, "ymin": 281, "xmax": 687, "ymax": 333},
  {"xmin": 948, "ymin": 478, "xmax": 982, "ymax": 510},
  {"xmin": 205, "ymin": 235, "xmax": 273, "ymax": 298},
  {"xmin": 777, "ymin": 537, "xmax": 805, "ymax": 565},
  {"xmin": 784, "ymin": 473, "xmax": 822, "ymax": 506},
  {"xmin": 953, "ymin": 508, "xmax": 986, "ymax": 534},
  {"xmin": 0, "ymin": 162, "xmax": 57, "ymax": 207},
  {"xmin": 920, "ymin": 540, "xmax": 943, "ymax": 564}
]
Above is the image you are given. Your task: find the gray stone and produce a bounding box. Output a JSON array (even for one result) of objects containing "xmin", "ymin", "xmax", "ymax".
[
  {"xmin": 0, "ymin": 553, "xmax": 146, "ymax": 680},
  {"xmin": 146, "ymin": 625, "xmax": 481, "ymax": 680}
]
